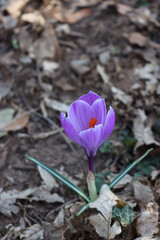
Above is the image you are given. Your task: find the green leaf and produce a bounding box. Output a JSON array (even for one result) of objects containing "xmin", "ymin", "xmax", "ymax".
[
  {"xmin": 112, "ymin": 205, "xmax": 135, "ymax": 225},
  {"xmin": 76, "ymin": 203, "xmax": 89, "ymax": 216},
  {"xmin": 77, "ymin": 149, "xmax": 153, "ymax": 216},
  {"xmin": 12, "ymin": 39, "xmax": 19, "ymax": 50},
  {"xmin": 26, "ymin": 155, "xmax": 90, "ymax": 203},
  {"xmin": 109, "ymin": 148, "xmax": 153, "ymax": 189},
  {"xmin": 133, "ymin": 155, "xmax": 160, "ymax": 180},
  {"xmin": 0, "ymin": 108, "xmax": 15, "ymax": 137},
  {"xmin": 110, "ymin": 45, "xmax": 120, "ymax": 55},
  {"xmin": 119, "ymin": 129, "xmax": 136, "ymax": 151},
  {"xmin": 125, "ymin": 138, "xmax": 137, "ymax": 150},
  {"xmin": 137, "ymin": 1, "xmax": 149, "ymax": 7},
  {"xmin": 99, "ymin": 141, "xmax": 116, "ymax": 154}
]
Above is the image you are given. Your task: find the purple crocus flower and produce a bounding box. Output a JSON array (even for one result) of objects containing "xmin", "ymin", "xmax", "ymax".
[{"xmin": 60, "ymin": 91, "xmax": 115, "ymax": 173}]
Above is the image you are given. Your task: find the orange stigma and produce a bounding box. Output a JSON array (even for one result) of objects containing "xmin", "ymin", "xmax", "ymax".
[{"xmin": 88, "ymin": 117, "xmax": 97, "ymax": 128}]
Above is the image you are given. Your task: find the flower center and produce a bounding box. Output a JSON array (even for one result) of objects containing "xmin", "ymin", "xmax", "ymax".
[{"xmin": 88, "ymin": 117, "xmax": 97, "ymax": 128}]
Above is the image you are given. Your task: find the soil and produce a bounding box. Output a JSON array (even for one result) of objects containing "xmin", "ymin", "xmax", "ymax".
[{"xmin": 0, "ymin": 0, "xmax": 160, "ymax": 239}]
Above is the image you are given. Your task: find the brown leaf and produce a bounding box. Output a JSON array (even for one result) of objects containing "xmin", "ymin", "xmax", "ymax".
[
  {"xmin": 29, "ymin": 26, "xmax": 59, "ymax": 63},
  {"xmin": 133, "ymin": 109, "xmax": 160, "ymax": 152},
  {"xmin": 70, "ymin": 58, "xmax": 91, "ymax": 75},
  {"xmin": 44, "ymin": 98, "xmax": 69, "ymax": 113},
  {"xmin": 72, "ymin": 0, "xmax": 100, "ymax": 8},
  {"xmin": 6, "ymin": 0, "xmax": 31, "ymax": 18},
  {"xmin": 128, "ymin": 32, "xmax": 148, "ymax": 47},
  {"xmin": 97, "ymin": 64, "xmax": 110, "ymax": 85},
  {"xmin": 0, "ymin": 82, "xmax": 11, "ymax": 101},
  {"xmin": 116, "ymin": 3, "xmax": 132, "ymax": 15},
  {"xmin": 133, "ymin": 181, "xmax": 154, "ymax": 206},
  {"xmin": 111, "ymin": 86, "xmax": 133, "ymax": 105},
  {"xmin": 89, "ymin": 185, "xmax": 121, "ymax": 239},
  {"xmin": 53, "ymin": 8, "xmax": 91, "ymax": 24},
  {"xmin": 0, "ymin": 110, "xmax": 29, "ymax": 132},
  {"xmin": 136, "ymin": 202, "xmax": 159, "ymax": 237},
  {"xmin": 89, "ymin": 214, "xmax": 121, "ymax": 239},
  {"xmin": 129, "ymin": 7, "xmax": 160, "ymax": 27},
  {"xmin": 21, "ymin": 12, "xmax": 45, "ymax": 26}
]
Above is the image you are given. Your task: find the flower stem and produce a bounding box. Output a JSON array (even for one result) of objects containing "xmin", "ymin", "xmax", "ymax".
[{"xmin": 88, "ymin": 156, "xmax": 94, "ymax": 174}]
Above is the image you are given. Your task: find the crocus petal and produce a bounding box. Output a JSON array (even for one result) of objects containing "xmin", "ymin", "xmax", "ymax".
[
  {"xmin": 79, "ymin": 91, "xmax": 101, "ymax": 106},
  {"xmin": 79, "ymin": 124, "xmax": 103, "ymax": 157},
  {"xmin": 60, "ymin": 113, "xmax": 82, "ymax": 145},
  {"xmin": 101, "ymin": 107, "xmax": 115, "ymax": 143},
  {"xmin": 68, "ymin": 100, "xmax": 91, "ymax": 132},
  {"xmin": 91, "ymin": 98, "xmax": 106, "ymax": 125}
]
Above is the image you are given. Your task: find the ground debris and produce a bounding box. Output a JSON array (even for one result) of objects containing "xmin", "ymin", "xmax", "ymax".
[
  {"xmin": 0, "ymin": 188, "xmax": 19, "ymax": 217},
  {"xmin": 136, "ymin": 202, "xmax": 159, "ymax": 237},
  {"xmin": 0, "ymin": 0, "xmax": 160, "ymax": 239},
  {"xmin": 133, "ymin": 109, "xmax": 160, "ymax": 152},
  {"xmin": 89, "ymin": 184, "xmax": 121, "ymax": 239}
]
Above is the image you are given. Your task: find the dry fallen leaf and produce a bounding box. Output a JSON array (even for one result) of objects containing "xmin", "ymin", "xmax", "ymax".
[
  {"xmin": 136, "ymin": 202, "xmax": 159, "ymax": 237},
  {"xmin": 128, "ymin": 32, "xmax": 148, "ymax": 47},
  {"xmin": 53, "ymin": 208, "xmax": 65, "ymax": 227},
  {"xmin": 20, "ymin": 224, "xmax": 43, "ymax": 240},
  {"xmin": 133, "ymin": 181, "xmax": 159, "ymax": 237},
  {"xmin": 2, "ymin": 15, "xmax": 17, "ymax": 30},
  {"xmin": 72, "ymin": 0, "xmax": 100, "ymax": 7},
  {"xmin": 70, "ymin": 58, "xmax": 91, "ymax": 75},
  {"xmin": 133, "ymin": 181, "xmax": 154, "ymax": 206},
  {"xmin": 44, "ymin": 97, "xmax": 69, "ymax": 113},
  {"xmin": 129, "ymin": 7, "xmax": 160, "ymax": 27},
  {"xmin": 21, "ymin": 12, "xmax": 45, "ymax": 26},
  {"xmin": 133, "ymin": 109, "xmax": 160, "ymax": 152},
  {"xmin": 0, "ymin": 81, "xmax": 12, "ymax": 100},
  {"xmin": 116, "ymin": 3, "xmax": 132, "ymax": 15},
  {"xmin": 111, "ymin": 86, "xmax": 133, "ymax": 105},
  {"xmin": 109, "ymin": 221, "xmax": 122, "ymax": 239},
  {"xmin": 29, "ymin": 25, "xmax": 59, "ymax": 63},
  {"xmin": 0, "ymin": 109, "xmax": 29, "ymax": 132},
  {"xmin": 151, "ymin": 170, "xmax": 160, "ymax": 181},
  {"xmin": 89, "ymin": 185, "xmax": 121, "ymax": 239},
  {"xmin": 134, "ymin": 63, "xmax": 159, "ymax": 94},
  {"xmin": 38, "ymin": 166, "xmax": 59, "ymax": 189},
  {"xmin": 97, "ymin": 64, "xmax": 110, "ymax": 85},
  {"xmin": 42, "ymin": 60, "xmax": 59, "ymax": 75},
  {"xmin": 0, "ymin": 188, "xmax": 19, "ymax": 217},
  {"xmin": 6, "ymin": 0, "xmax": 31, "ymax": 18},
  {"xmin": 89, "ymin": 214, "xmax": 121, "ymax": 239},
  {"xmin": 1, "ymin": 185, "xmax": 64, "ymax": 204},
  {"xmin": 53, "ymin": 8, "xmax": 91, "ymax": 24},
  {"xmin": 43, "ymin": 221, "xmax": 67, "ymax": 240},
  {"xmin": 99, "ymin": 51, "xmax": 110, "ymax": 65}
]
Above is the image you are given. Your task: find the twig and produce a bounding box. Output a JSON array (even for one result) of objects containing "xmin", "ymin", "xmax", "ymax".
[
  {"xmin": 36, "ymin": 64, "xmax": 55, "ymax": 98},
  {"xmin": 19, "ymin": 89, "xmax": 77, "ymax": 153},
  {"xmin": 46, "ymin": 197, "xmax": 78, "ymax": 219},
  {"xmin": 19, "ymin": 90, "xmax": 42, "ymax": 131}
]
